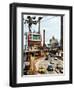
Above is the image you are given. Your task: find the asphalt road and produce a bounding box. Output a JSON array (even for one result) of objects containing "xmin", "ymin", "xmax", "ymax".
[{"xmin": 35, "ymin": 54, "xmax": 63, "ymax": 74}]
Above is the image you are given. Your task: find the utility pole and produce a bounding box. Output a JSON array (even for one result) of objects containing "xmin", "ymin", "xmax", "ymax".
[
  {"xmin": 24, "ymin": 16, "xmax": 37, "ymax": 32},
  {"xmin": 24, "ymin": 16, "xmax": 43, "ymax": 33},
  {"xmin": 43, "ymin": 29, "xmax": 45, "ymax": 47},
  {"xmin": 60, "ymin": 16, "xmax": 63, "ymax": 48}
]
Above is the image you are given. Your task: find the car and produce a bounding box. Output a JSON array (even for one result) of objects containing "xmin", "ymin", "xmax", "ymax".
[
  {"xmin": 50, "ymin": 60, "xmax": 54, "ymax": 64},
  {"xmin": 54, "ymin": 57, "xmax": 57, "ymax": 60},
  {"xmin": 56, "ymin": 64, "xmax": 63, "ymax": 73},
  {"xmin": 47, "ymin": 64, "xmax": 53, "ymax": 71},
  {"xmin": 38, "ymin": 66, "xmax": 46, "ymax": 74},
  {"xmin": 60, "ymin": 69, "xmax": 63, "ymax": 73}
]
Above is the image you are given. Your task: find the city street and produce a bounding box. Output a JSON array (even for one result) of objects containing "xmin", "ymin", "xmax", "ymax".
[{"xmin": 34, "ymin": 54, "xmax": 63, "ymax": 74}]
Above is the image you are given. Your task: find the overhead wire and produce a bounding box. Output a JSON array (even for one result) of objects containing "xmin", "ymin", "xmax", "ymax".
[{"xmin": 41, "ymin": 16, "xmax": 58, "ymax": 22}]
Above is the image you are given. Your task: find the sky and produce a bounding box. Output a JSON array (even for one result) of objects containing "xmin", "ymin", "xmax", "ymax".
[{"xmin": 23, "ymin": 15, "xmax": 61, "ymax": 46}]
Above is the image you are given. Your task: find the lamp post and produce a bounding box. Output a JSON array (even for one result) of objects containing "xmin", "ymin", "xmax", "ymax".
[{"xmin": 38, "ymin": 17, "xmax": 43, "ymax": 33}]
